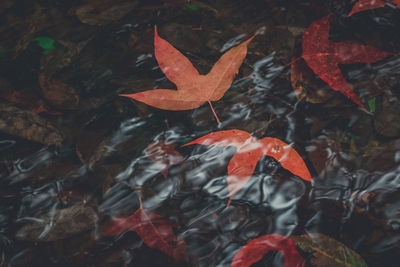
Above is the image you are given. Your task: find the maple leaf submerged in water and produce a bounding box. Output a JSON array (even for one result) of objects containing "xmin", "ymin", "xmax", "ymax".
[
  {"xmin": 103, "ymin": 208, "xmax": 188, "ymax": 262},
  {"xmin": 301, "ymin": 16, "xmax": 391, "ymax": 108},
  {"xmin": 231, "ymin": 234, "xmax": 305, "ymax": 267},
  {"xmin": 184, "ymin": 130, "xmax": 312, "ymax": 204}
]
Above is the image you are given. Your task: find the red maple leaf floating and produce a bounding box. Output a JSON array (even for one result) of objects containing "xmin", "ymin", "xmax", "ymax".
[
  {"xmin": 231, "ymin": 234, "xmax": 305, "ymax": 267},
  {"xmin": 103, "ymin": 208, "xmax": 188, "ymax": 262},
  {"xmin": 121, "ymin": 27, "xmax": 255, "ymax": 124},
  {"xmin": 301, "ymin": 15, "xmax": 391, "ymax": 108},
  {"xmin": 146, "ymin": 140, "xmax": 184, "ymax": 178},
  {"xmin": 184, "ymin": 130, "xmax": 311, "ymax": 203},
  {"xmin": 348, "ymin": 0, "xmax": 400, "ymax": 16}
]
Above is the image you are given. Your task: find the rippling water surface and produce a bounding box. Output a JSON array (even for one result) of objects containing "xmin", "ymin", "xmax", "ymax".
[{"xmin": 1, "ymin": 0, "xmax": 400, "ymax": 266}]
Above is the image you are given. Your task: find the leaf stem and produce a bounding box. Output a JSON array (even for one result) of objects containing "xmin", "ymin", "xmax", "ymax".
[
  {"xmin": 208, "ymin": 101, "xmax": 221, "ymax": 125},
  {"xmin": 139, "ymin": 196, "xmax": 143, "ymax": 209}
]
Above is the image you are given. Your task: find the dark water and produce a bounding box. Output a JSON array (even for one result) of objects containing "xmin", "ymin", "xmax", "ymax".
[{"xmin": 1, "ymin": 0, "xmax": 400, "ymax": 266}]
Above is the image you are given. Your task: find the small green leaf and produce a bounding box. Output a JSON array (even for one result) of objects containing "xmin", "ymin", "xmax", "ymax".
[
  {"xmin": 35, "ymin": 36, "xmax": 56, "ymax": 55},
  {"xmin": 348, "ymin": 252, "xmax": 367, "ymax": 267},
  {"xmin": 368, "ymin": 97, "xmax": 376, "ymax": 113},
  {"xmin": 185, "ymin": 4, "xmax": 199, "ymax": 11},
  {"xmin": 35, "ymin": 37, "xmax": 55, "ymax": 50}
]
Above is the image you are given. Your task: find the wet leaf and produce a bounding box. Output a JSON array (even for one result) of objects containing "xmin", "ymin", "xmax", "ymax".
[
  {"xmin": 307, "ymin": 134, "xmax": 343, "ymax": 175},
  {"xmin": 1, "ymin": 90, "xmax": 61, "ymax": 115},
  {"xmin": 302, "ymin": 16, "xmax": 391, "ymax": 108},
  {"xmin": 75, "ymin": 0, "xmax": 139, "ymax": 26},
  {"xmin": 16, "ymin": 203, "xmax": 99, "ymax": 242},
  {"xmin": 185, "ymin": 4, "xmax": 199, "ymax": 11},
  {"xmin": 30, "ymin": 162, "xmax": 81, "ymax": 185},
  {"xmin": 291, "ymin": 233, "xmax": 367, "ymax": 267},
  {"xmin": 34, "ymin": 36, "xmax": 57, "ymax": 55},
  {"xmin": 184, "ymin": 130, "xmax": 312, "ymax": 202},
  {"xmin": 13, "ymin": 4, "xmax": 60, "ymax": 57},
  {"xmin": 291, "ymin": 59, "xmax": 305, "ymax": 99},
  {"xmin": 40, "ymin": 38, "xmax": 92, "ymax": 76},
  {"xmin": 97, "ymin": 164, "xmax": 124, "ymax": 195},
  {"xmin": 0, "ymin": 103, "xmax": 64, "ymax": 145},
  {"xmin": 187, "ymin": 0, "xmax": 218, "ymax": 13},
  {"xmin": 374, "ymin": 91, "xmax": 400, "ymax": 137},
  {"xmin": 291, "ymin": 58, "xmax": 334, "ymax": 104},
  {"xmin": 368, "ymin": 97, "xmax": 376, "ymax": 112},
  {"xmin": 82, "ymin": 116, "xmax": 149, "ymax": 169},
  {"xmin": 75, "ymin": 131, "xmax": 108, "ymax": 166},
  {"xmin": 38, "ymin": 75, "xmax": 80, "ymax": 110},
  {"xmin": 146, "ymin": 140, "xmax": 184, "ymax": 178},
  {"xmin": 231, "ymin": 234, "xmax": 305, "ymax": 267},
  {"xmin": 87, "ymin": 137, "xmax": 113, "ymax": 169},
  {"xmin": 121, "ymin": 27, "xmax": 255, "ymax": 123},
  {"xmin": 348, "ymin": 0, "xmax": 400, "ymax": 16},
  {"xmin": 103, "ymin": 208, "xmax": 188, "ymax": 262}
]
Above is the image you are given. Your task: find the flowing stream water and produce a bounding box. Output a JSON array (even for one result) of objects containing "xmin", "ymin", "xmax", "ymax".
[{"xmin": 1, "ymin": 0, "xmax": 400, "ymax": 266}]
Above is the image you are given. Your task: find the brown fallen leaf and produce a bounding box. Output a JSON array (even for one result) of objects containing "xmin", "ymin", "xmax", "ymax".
[
  {"xmin": 4, "ymin": 146, "xmax": 82, "ymax": 185},
  {"xmin": 16, "ymin": 203, "xmax": 99, "ymax": 242},
  {"xmin": 95, "ymin": 164, "xmax": 124, "ymax": 195},
  {"xmin": 38, "ymin": 75, "xmax": 80, "ymax": 110},
  {"xmin": 307, "ymin": 134, "xmax": 342, "ymax": 175},
  {"xmin": 291, "ymin": 233, "xmax": 367, "ymax": 267},
  {"xmin": 1, "ymin": 90, "xmax": 61, "ymax": 115},
  {"xmin": 40, "ymin": 38, "xmax": 93, "ymax": 76},
  {"xmin": 75, "ymin": 0, "xmax": 139, "ymax": 26},
  {"xmin": 75, "ymin": 130, "xmax": 107, "ymax": 166},
  {"xmin": 291, "ymin": 58, "xmax": 334, "ymax": 104},
  {"xmin": 359, "ymin": 139, "xmax": 400, "ymax": 172},
  {"xmin": 374, "ymin": 90, "xmax": 400, "ymax": 137},
  {"xmin": 0, "ymin": 103, "xmax": 64, "ymax": 146}
]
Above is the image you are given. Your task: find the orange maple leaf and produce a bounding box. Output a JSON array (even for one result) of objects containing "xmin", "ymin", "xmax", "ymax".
[
  {"xmin": 121, "ymin": 27, "xmax": 255, "ymax": 124},
  {"xmin": 348, "ymin": 0, "xmax": 400, "ymax": 16},
  {"xmin": 184, "ymin": 130, "xmax": 312, "ymax": 204}
]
